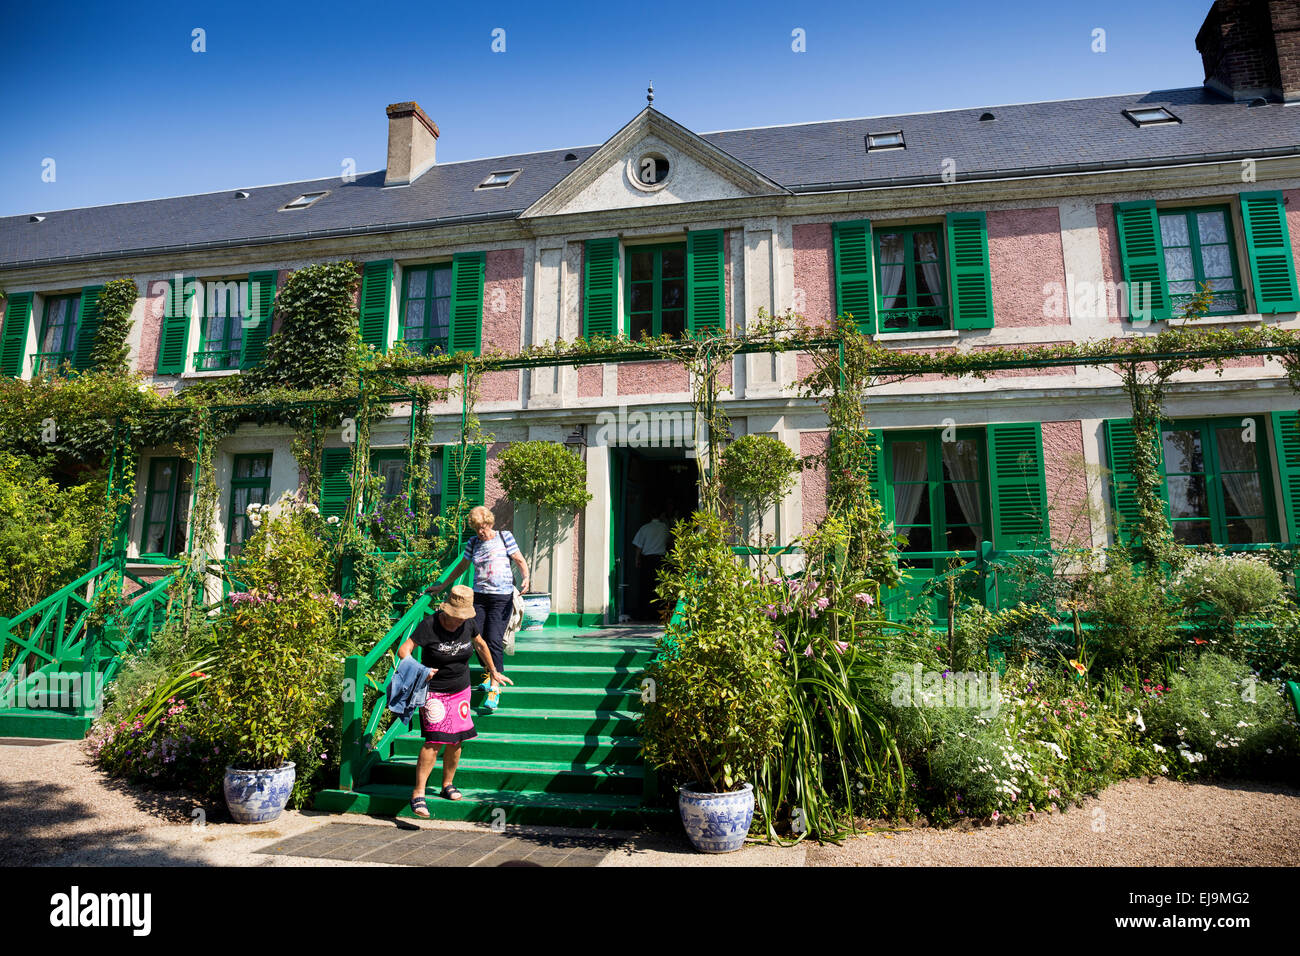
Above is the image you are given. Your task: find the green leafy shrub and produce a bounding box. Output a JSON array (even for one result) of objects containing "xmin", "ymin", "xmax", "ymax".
[
  {"xmin": 0, "ymin": 453, "xmax": 109, "ymax": 617},
  {"xmin": 718, "ymin": 433, "xmax": 799, "ymax": 516},
  {"xmin": 641, "ymin": 510, "xmax": 790, "ymax": 794},
  {"xmin": 1083, "ymin": 552, "xmax": 1182, "ymax": 671},
  {"xmin": 1177, "ymin": 551, "xmax": 1285, "ymax": 625},
  {"xmin": 1145, "ymin": 652, "xmax": 1300, "ymax": 781},
  {"xmin": 752, "ymin": 539, "xmax": 911, "ymax": 839},
  {"xmin": 247, "ymin": 261, "xmax": 361, "ymax": 390},
  {"xmin": 890, "ymin": 664, "xmax": 1158, "ymax": 825},
  {"xmin": 88, "ymin": 277, "xmax": 139, "ymax": 374},
  {"xmin": 208, "ymin": 493, "xmax": 351, "ymax": 789}
]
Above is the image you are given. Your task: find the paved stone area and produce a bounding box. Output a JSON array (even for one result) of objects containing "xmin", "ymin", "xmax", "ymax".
[{"xmin": 256, "ymin": 822, "xmax": 622, "ymax": 867}]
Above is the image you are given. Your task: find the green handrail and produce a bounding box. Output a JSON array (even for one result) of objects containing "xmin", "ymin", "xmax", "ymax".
[{"xmin": 338, "ymin": 560, "xmax": 461, "ymax": 792}]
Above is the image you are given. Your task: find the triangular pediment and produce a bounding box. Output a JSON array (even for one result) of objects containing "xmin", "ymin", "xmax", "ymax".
[{"xmin": 522, "ymin": 108, "xmax": 787, "ymax": 218}]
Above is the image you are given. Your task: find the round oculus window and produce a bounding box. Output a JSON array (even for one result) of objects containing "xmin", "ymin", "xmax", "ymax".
[{"xmin": 629, "ymin": 152, "xmax": 671, "ymax": 191}]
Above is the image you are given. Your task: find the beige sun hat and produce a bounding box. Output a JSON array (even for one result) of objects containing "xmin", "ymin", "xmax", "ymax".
[{"xmin": 438, "ymin": 584, "xmax": 476, "ymax": 621}]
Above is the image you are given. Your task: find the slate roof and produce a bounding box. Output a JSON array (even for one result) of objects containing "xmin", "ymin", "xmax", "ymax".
[{"xmin": 3, "ymin": 87, "xmax": 1297, "ymax": 269}]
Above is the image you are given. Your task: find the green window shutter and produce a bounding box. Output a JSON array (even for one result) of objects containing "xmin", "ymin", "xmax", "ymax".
[
  {"xmin": 319, "ymin": 448, "xmax": 354, "ymax": 520},
  {"xmin": 443, "ymin": 444, "xmax": 486, "ymax": 512},
  {"xmin": 1240, "ymin": 192, "xmax": 1300, "ymax": 314},
  {"xmin": 1103, "ymin": 418, "xmax": 1169, "ymax": 546},
  {"xmin": 449, "ymin": 252, "xmax": 485, "ymax": 356},
  {"xmin": 987, "ymin": 422, "xmax": 1050, "ymax": 550},
  {"xmin": 1271, "ymin": 412, "xmax": 1300, "ymax": 542},
  {"xmin": 1114, "ymin": 202, "xmax": 1171, "ymax": 322},
  {"xmin": 865, "ymin": 429, "xmax": 887, "ymax": 514},
  {"xmin": 155, "ymin": 277, "xmax": 194, "ymax": 374},
  {"xmin": 833, "ymin": 220, "xmax": 876, "ymax": 334},
  {"xmin": 240, "ymin": 271, "xmax": 277, "ymax": 370},
  {"xmin": 72, "ymin": 285, "xmax": 105, "ymax": 372},
  {"xmin": 358, "ymin": 260, "xmax": 393, "ymax": 352},
  {"xmin": 686, "ymin": 229, "xmax": 725, "ymax": 337},
  {"xmin": 946, "ymin": 212, "xmax": 994, "ymax": 329},
  {"xmin": 582, "ymin": 238, "xmax": 620, "ymax": 339},
  {"xmin": 1, "ymin": 292, "xmax": 34, "ymax": 377}
]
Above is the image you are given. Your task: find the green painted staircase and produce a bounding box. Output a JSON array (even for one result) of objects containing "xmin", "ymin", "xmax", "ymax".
[{"xmin": 315, "ymin": 626, "xmax": 675, "ymax": 829}]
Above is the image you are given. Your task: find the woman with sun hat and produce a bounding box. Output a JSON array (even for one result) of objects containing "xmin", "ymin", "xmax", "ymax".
[{"xmin": 396, "ymin": 583, "xmax": 512, "ymax": 817}]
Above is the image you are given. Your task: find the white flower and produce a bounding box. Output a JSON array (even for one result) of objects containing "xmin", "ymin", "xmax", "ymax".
[
  {"xmin": 327, "ymin": 516, "xmax": 340, "ymax": 525},
  {"xmin": 1153, "ymin": 743, "xmax": 1166, "ymax": 753}
]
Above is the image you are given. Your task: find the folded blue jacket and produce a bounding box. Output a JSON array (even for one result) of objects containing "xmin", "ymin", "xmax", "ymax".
[{"xmin": 387, "ymin": 655, "xmax": 431, "ymax": 723}]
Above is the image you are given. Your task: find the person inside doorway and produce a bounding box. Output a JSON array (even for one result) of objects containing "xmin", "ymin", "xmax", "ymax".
[{"xmin": 632, "ymin": 505, "xmax": 672, "ymax": 621}]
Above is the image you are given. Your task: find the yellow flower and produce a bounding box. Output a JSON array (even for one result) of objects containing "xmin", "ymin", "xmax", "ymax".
[{"xmin": 1068, "ymin": 660, "xmax": 1086, "ymax": 676}]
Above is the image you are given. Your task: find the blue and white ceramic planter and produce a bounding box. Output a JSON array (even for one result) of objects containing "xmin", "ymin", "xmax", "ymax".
[
  {"xmin": 223, "ymin": 763, "xmax": 295, "ymax": 824},
  {"xmin": 678, "ymin": 782, "xmax": 754, "ymax": 853},
  {"xmin": 521, "ymin": 592, "xmax": 551, "ymax": 631}
]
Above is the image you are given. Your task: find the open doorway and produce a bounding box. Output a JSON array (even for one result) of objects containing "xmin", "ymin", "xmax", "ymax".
[{"xmin": 610, "ymin": 447, "xmax": 698, "ymax": 624}]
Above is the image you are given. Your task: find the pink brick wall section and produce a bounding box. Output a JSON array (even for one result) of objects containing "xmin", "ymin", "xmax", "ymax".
[
  {"xmin": 137, "ymin": 277, "xmax": 171, "ymax": 374},
  {"xmin": 480, "ymin": 249, "xmax": 524, "ymax": 402},
  {"xmin": 800, "ymin": 430, "xmax": 829, "ymax": 533},
  {"xmin": 618, "ymin": 361, "xmax": 689, "ymax": 395},
  {"xmin": 1041, "ymin": 420, "xmax": 1093, "ymax": 549},
  {"xmin": 793, "ymin": 224, "xmax": 835, "ymax": 328},
  {"xmin": 484, "ymin": 442, "xmax": 514, "ymax": 532},
  {"xmin": 987, "ymin": 207, "xmax": 1067, "ymax": 329},
  {"xmin": 1096, "ymin": 203, "xmax": 1125, "ymax": 325},
  {"xmin": 578, "ymin": 365, "xmax": 603, "ymax": 397}
]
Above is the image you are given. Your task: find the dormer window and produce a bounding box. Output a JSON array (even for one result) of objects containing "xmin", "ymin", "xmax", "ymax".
[
  {"xmin": 476, "ymin": 170, "xmax": 521, "ymax": 190},
  {"xmin": 281, "ymin": 191, "xmax": 327, "ymax": 210},
  {"xmin": 866, "ymin": 131, "xmax": 905, "ymax": 152},
  {"xmin": 1123, "ymin": 107, "xmax": 1180, "ymax": 128}
]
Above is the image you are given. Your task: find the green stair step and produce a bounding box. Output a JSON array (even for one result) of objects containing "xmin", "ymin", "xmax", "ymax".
[
  {"xmin": 313, "ymin": 784, "xmax": 672, "ymax": 829},
  {"xmin": 470, "ymin": 685, "xmax": 641, "ymax": 712},
  {"xmin": 0, "ymin": 708, "xmax": 93, "ymax": 740},
  {"xmin": 417, "ymin": 708, "xmax": 640, "ymax": 737},
  {"xmin": 505, "ymin": 646, "xmax": 655, "ymax": 669},
  {"xmin": 391, "ymin": 731, "xmax": 642, "ymax": 762},
  {"xmin": 491, "ymin": 664, "xmax": 644, "ymax": 690},
  {"xmin": 372, "ymin": 756, "xmax": 644, "ymax": 795}
]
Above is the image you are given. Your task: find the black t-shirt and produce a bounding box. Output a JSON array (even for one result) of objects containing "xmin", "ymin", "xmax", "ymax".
[{"xmin": 409, "ymin": 612, "xmax": 480, "ymax": 694}]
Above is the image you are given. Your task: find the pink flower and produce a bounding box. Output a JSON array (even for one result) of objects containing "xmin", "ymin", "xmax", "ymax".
[
  {"xmin": 854, "ymin": 592, "xmax": 874, "ymax": 605},
  {"xmin": 802, "ymin": 644, "xmax": 813, "ymax": 658},
  {"xmin": 834, "ymin": 641, "xmax": 848, "ymax": 654}
]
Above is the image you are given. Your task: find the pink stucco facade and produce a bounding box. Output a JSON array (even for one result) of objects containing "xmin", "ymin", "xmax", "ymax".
[
  {"xmin": 136, "ymin": 277, "xmax": 170, "ymax": 374},
  {"xmin": 792, "ymin": 223, "xmax": 834, "ymax": 327},
  {"xmin": 618, "ymin": 360, "xmax": 689, "ymax": 395},
  {"xmin": 987, "ymin": 207, "xmax": 1067, "ymax": 329},
  {"xmin": 800, "ymin": 430, "xmax": 829, "ymax": 533},
  {"xmin": 1095, "ymin": 202, "xmax": 1126, "ymax": 324},
  {"xmin": 1041, "ymin": 419, "xmax": 1092, "ymax": 548},
  {"xmin": 578, "ymin": 365, "xmax": 603, "ymax": 397},
  {"xmin": 484, "ymin": 442, "xmax": 513, "ymax": 532},
  {"xmin": 479, "ymin": 249, "xmax": 524, "ymax": 402}
]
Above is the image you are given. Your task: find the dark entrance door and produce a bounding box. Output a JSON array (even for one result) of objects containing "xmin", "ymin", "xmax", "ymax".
[{"xmin": 611, "ymin": 447, "xmax": 697, "ymax": 623}]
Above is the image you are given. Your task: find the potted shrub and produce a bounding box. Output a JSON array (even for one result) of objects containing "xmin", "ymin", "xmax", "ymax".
[
  {"xmin": 495, "ymin": 441, "xmax": 592, "ymax": 629},
  {"xmin": 210, "ymin": 494, "xmax": 340, "ymax": 822},
  {"xmin": 640, "ymin": 511, "xmax": 790, "ymax": 852}
]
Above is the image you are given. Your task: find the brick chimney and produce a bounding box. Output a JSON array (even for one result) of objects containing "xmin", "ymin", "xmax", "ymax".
[
  {"xmin": 1196, "ymin": 0, "xmax": 1300, "ymax": 103},
  {"xmin": 384, "ymin": 102, "xmax": 440, "ymax": 187}
]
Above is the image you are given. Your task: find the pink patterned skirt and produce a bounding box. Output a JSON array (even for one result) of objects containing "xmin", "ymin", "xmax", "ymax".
[{"xmin": 420, "ymin": 686, "xmax": 477, "ymax": 744}]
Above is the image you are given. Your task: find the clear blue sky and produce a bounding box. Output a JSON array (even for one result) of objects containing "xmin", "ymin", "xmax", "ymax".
[{"xmin": 1, "ymin": 0, "xmax": 1216, "ymax": 217}]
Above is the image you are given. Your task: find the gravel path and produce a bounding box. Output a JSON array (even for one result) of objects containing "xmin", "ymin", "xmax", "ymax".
[
  {"xmin": 808, "ymin": 777, "xmax": 1300, "ymax": 866},
  {"xmin": 2, "ymin": 739, "xmax": 1296, "ymax": 866}
]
